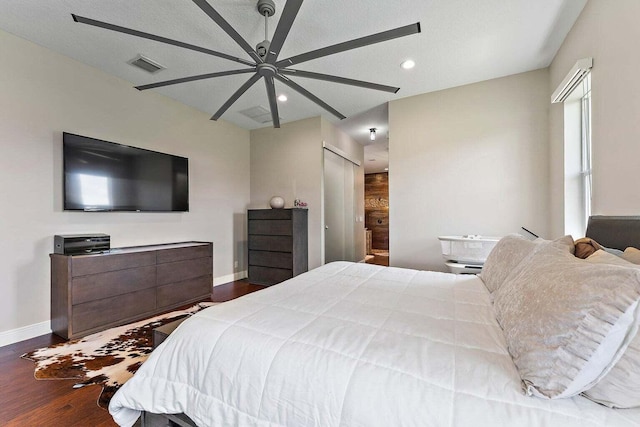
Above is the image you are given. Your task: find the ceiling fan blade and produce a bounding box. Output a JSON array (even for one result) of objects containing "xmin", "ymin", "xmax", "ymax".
[
  {"xmin": 279, "ymin": 69, "xmax": 399, "ymax": 93},
  {"xmin": 136, "ymin": 69, "xmax": 255, "ymax": 91},
  {"xmin": 191, "ymin": 0, "xmax": 262, "ymax": 64},
  {"xmin": 266, "ymin": 0, "xmax": 303, "ymax": 64},
  {"xmin": 211, "ymin": 73, "xmax": 262, "ymax": 121},
  {"xmin": 276, "ymin": 22, "xmax": 421, "ymax": 68},
  {"xmin": 264, "ymin": 77, "xmax": 281, "ymax": 128},
  {"xmin": 275, "ymin": 74, "xmax": 346, "ymax": 120},
  {"xmin": 71, "ymin": 14, "xmax": 254, "ymax": 66}
]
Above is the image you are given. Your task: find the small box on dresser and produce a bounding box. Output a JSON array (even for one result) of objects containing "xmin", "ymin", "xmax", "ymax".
[{"xmin": 248, "ymin": 208, "xmax": 308, "ymax": 286}]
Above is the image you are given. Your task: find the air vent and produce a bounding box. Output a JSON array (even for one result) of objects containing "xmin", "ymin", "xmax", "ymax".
[
  {"xmin": 238, "ymin": 106, "xmax": 282, "ymax": 124},
  {"xmin": 129, "ymin": 55, "xmax": 165, "ymax": 74}
]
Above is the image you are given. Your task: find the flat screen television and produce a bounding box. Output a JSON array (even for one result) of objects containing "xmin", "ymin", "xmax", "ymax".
[{"xmin": 63, "ymin": 132, "xmax": 189, "ymax": 212}]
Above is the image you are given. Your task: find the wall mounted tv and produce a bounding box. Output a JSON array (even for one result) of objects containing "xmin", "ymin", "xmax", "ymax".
[{"xmin": 63, "ymin": 132, "xmax": 189, "ymax": 212}]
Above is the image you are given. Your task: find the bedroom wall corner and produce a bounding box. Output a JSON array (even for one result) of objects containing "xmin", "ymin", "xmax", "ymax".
[
  {"xmin": 0, "ymin": 29, "xmax": 251, "ymax": 343},
  {"xmin": 249, "ymin": 117, "xmax": 324, "ymax": 269},
  {"xmin": 549, "ymin": 0, "xmax": 640, "ymax": 237},
  {"xmin": 389, "ymin": 69, "xmax": 550, "ymax": 271}
]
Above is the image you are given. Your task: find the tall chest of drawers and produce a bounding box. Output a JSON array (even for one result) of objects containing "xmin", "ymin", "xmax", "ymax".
[{"xmin": 248, "ymin": 208, "xmax": 308, "ymax": 286}]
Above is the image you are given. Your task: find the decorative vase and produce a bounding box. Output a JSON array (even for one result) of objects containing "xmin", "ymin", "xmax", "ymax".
[{"xmin": 269, "ymin": 196, "xmax": 285, "ymax": 209}]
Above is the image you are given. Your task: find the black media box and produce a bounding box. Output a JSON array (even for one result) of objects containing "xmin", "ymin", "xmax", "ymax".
[{"xmin": 54, "ymin": 234, "xmax": 111, "ymax": 255}]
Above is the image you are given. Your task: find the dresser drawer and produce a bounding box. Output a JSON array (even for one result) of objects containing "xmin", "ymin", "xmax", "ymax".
[
  {"xmin": 248, "ymin": 265, "xmax": 293, "ymax": 286},
  {"xmin": 249, "ymin": 250, "xmax": 292, "ymax": 269},
  {"xmin": 156, "ymin": 257, "xmax": 213, "ymax": 286},
  {"xmin": 157, "ymin": 276, "xmax": 212, "ymax": 309},
  {"xmin": 249, "ymin": 219, "xmax": 293, "ymax": 236},
  {"xmin": 248, "ymin": 235, "xmax": 293, "ymax": 252},
  {"xmin": 156, "ymin": 244, "xmax": 212, "ymax": 264},
  {"xmin": 72, "ymin": 266, "xmax": 156, "ymax": 305},
  {"xmin": 71, "ymin": 251, "xmax": 156, "ymax": 277},
  {"xmin": 248, "ymin": 209, "xmax": 292, "ymax": 220},
  {"xmin": 72, "ymin": 288, "xmax": 156, "ymax": 334}
]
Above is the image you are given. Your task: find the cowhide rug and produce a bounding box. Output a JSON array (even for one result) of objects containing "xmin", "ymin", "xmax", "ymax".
[{"xmin": 22, "ymin": 302, "xmax": 216, "ymax": 409}]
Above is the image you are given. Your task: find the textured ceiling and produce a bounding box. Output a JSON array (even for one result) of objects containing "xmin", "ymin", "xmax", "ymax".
[{"xmin": 0, "ymin": 0, "xmax": 586, "ymax": 140}]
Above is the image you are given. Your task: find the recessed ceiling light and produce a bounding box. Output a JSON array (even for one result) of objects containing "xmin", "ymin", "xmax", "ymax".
[
  {"xmin": 401, "ymin": 59, "xmax": 415, "ymax": 70},
  {"xmin": 277, "ymin": 94, "xmax": 288, "ymax": 102},
  {"xmin": 384, "ymin": 167, "xmax": 389, "ymax": 171}
]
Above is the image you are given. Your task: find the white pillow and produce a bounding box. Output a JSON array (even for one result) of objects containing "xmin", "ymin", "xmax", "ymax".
[
  {"xmin": 586, "ymin": 249, "xmax": 633, "ymax": 267},
  {"xmin": 581, "ymin": 250, "xmax": 640, "ymax": 408},
  {"xmin": 622, "ymin": 247, "xmax": 640, "ymax": 265},
  {"xmin": 493, "ymin": 244, "xmax": 640, "ymax": 399},
  {"xmin": 480, "ymin": 235, "xmax": 573, "ymax": 293}
]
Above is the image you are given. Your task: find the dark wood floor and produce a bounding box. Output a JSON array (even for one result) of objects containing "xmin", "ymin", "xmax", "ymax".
[{"xmin": 0, "ymin": 279, "xmax": 264, "ymax": 427}]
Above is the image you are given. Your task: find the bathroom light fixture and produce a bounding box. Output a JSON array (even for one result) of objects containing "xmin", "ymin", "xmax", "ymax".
[
  {"xmin": 401, "ymin": 59, "xmax": 415, "ymax": 69},
  {"xmin": 277, "ymin": 94, "xmax": 288, "ymax": 102},
  {"xmin": 370, "ymin": 128, "xmax": 377, "ymax": 141}
]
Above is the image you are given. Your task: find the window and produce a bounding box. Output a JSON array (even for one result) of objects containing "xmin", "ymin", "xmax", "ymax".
[
  {"xmin": 580, "ymin": 76, "xmax": 592, "ymax": 227},
  {"xmin": 78, "ymin": 174, "xmax": 111, "ymax": 207},
  {"xmin": 552, "ymin": 58, "xmax": 593, "ymax": 237}
]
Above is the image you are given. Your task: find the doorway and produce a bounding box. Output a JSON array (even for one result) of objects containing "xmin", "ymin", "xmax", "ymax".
[{"xmin": 364, "ymin": 172, "xmax": 389, "ymax": 266}]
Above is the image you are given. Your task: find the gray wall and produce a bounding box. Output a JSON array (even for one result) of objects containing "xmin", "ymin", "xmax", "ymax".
[
  {"xmin": 389, "ymin": 69, "xmax": 550, "ymax": 271},
  {"xmin": 0, "ymin": 29, "xmax": 250, "ymax": 343},
  {"xmin": 549, "ymin": 0, "xmax": 640, "ymax": 237}
]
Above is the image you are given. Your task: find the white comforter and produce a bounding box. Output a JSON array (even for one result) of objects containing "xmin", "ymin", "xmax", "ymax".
[{"xmin": 109, "ymin": 262, "xmax": 640, "ymax": 426}]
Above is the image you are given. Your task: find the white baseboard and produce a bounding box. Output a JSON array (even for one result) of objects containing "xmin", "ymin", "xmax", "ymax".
[
  {"xmin": 214, "ymin": 270, "xmax": 247, "ymax": 287},
  {"xmin": 1, "ymin": 274, "xmax": 248, "ymax": 348},
  {"xmin": 0, "ymin": 320, "xmax": 52, "ymax": 348}
]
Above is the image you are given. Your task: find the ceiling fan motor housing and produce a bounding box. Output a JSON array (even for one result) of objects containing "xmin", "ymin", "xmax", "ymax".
[
  {"xmin": 257, "ymin": 63, "xmax": 277, "ymax": 77},
  {"xmin": 256, "ymin": 39, "xmax": 270, "ymax": 59}
]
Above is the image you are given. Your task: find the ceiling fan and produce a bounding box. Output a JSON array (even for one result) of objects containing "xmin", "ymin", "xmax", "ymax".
[{"xmin": 71, "ymin": 0, "xmax": 421, "ymax": 128}]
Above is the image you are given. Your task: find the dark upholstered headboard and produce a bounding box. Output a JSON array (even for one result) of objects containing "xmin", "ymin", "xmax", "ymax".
[{"xmin": 585, "ymin": 216, "xmax": 640, "ymax": 251}]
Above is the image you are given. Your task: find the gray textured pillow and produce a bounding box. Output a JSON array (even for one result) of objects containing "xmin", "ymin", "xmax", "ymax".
[
  {"xmin": 480, "ymin": 235, "xmax": 574, "ymax": 293},
  {"xmin": 581, "ymin": 250, "xmax": 640, "ymax": 408},
  {"xmin": 493, "ymin": 244, "xmax": 640, "ymax": 399}
]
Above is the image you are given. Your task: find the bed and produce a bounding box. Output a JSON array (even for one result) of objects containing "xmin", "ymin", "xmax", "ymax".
[{"xmin": 109, "ymin": 216, "xmax": 640, "ymax": 427}]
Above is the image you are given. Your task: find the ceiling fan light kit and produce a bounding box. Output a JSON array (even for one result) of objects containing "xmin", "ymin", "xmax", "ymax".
[{"xmin": 72, "ymin": 0, "xmax": 421, "ymax": 128}]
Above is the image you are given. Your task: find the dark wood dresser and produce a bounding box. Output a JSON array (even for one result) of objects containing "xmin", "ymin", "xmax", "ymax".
[
  {"xmin": 50, "ymin": 241, "xmax": 212, "ymax": 339},
  {"xmin": 248, "ymin": 208, "xmax": 308, "ymax": 286}
]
